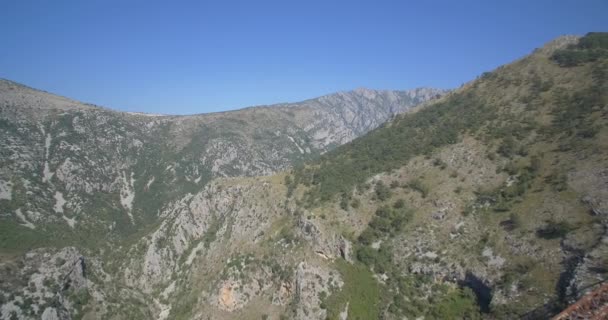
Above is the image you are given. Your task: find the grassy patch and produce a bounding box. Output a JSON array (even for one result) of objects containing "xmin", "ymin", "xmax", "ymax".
[
  {"xmin": 0, "ymin": 221, "xmax": 47, "ymax": 253},
  {"xmin": 324, "ymin": 260, "xmax": 381, "ymax": 320}
]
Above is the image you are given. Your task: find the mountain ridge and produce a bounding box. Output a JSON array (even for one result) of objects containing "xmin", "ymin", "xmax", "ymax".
[
  {"xmin": 0, "ymin": 77, "xmax": 445, "ymax": 246},
  {"xmin": 0, "ymin": 78, "xmax": 446, "ymax": 117}
]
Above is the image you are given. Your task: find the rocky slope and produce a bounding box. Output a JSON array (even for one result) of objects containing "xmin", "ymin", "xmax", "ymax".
[
  {"xmin": 286, "ymin": 33, "xmax": 608, "ymax": 319},
  {"xmin": 1, "ymin": 32, "xmax": 608, "ymax": 320},
  {"xmin": 0, "ymin": 80, "xmax": 443, "ymax": 243},
  {"xmin": 0, "ymin": 78, "xmax": 443, "ymax": 319}
]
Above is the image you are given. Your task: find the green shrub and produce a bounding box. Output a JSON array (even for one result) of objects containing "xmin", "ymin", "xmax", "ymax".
[
  {"xmin": 544, "ymin": 172, "xmax": 568, "ymax": 192},
  {"xmin": 536, "ymin": 220, "xmax": 573, "ymax": 239},
  {"xmin": 339, "ymin": 194, "xmax": 349, "ymax": 210},
  {"xmin": 324, "ymin": 260, "xmax": 381, "ymax": 320},
  {"xmin": 393, "ymin": 199, "xmax": 405, "ymax": 209},
  {"xmin": 433, "ymin": 158, "xmax": 447, "ymax": 170},
  {"xmin": 497, "ymin": 137, "xmax": 516, "ymax": 158},
  {"xmin": 293, "ymin": 90, "xmax": 487, "ymax": 204},
  {"xmin": 374, "ymin": 181, "xmax": 391, "ymax": 201},
  {"xmin": 407, "ymin": 179, "xmax": 429, "ymax": 198},
  {"xmin": 426, "ymin": 287, "xmax": 481, "ymax": 319}
]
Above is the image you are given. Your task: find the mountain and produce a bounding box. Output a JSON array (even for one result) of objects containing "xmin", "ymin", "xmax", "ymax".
[
  {"xmin": 0, "ymin": 80, "xmax": 443, "ymax": 245},
  {"xmin": 0, "ymin": 79, "xmax": 443, "ymax": 319},
  {"xmin": 285, "ymin": 33, "xmax": 608, "ymax": 318},
  {"xmin": 1, "ymin": 32, "xmax": 607, "ymax": 320}
]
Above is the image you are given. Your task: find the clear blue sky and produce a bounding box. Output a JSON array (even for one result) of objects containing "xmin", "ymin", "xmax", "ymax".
[{"xmin": 1, "ymin": 0, "xmax": 607, "ymax": 114}]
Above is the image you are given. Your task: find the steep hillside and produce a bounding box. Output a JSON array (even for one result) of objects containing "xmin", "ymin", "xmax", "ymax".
[
  {"xmin": 1, "ymin": 32, "xmax": 607, "ymax": 320},
  {"xmin": 0, "ymin": 81, "xmax": 442, "ymax": 252},
  {"xmin": 285, "ymin": 32, "xmax": 608, "ymax": 319}
]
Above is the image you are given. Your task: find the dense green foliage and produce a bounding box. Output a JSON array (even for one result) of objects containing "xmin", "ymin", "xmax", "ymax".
[
  {"xmin": 373, "ymin": 181, "xmax": 391, "ymax": 201},
  {"xmin": 0, "ymin": 221, "xmax": 48, "ymax": 253},
  {"xmin": 357, "ymin": 205, "xmax": 412, "ymax": 246},
  {"xmin": 294, "ymin": 90, "xmax": 489, "ymax": 204},
  {"xmin": 346, "ymin": 203, "xmax": 481, "ymax": 318},
  {"xmin": 324, "ymin": 260, "xmax": 381, "ymax": 320},
  {"xmin": 406, "ymin": 178, "xmax": 429, "ymax": 198},
  {"xmin": 536, "ymin": 220, "xmax": 574, "ymax": 239},
  {"xmin": 546, "ymin": 84, "xmax": 607, "ymax": 140},
  {"xmin": 292, "ymin": 32, "xmax": 608, "ymax": 207},
  {"xmin": 292, "ymin": 32, "xmax": 608, "ymax": 319},
  {"xmin": 551, "ymin": 32, "xmax": 608, "ymax": 67}
]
